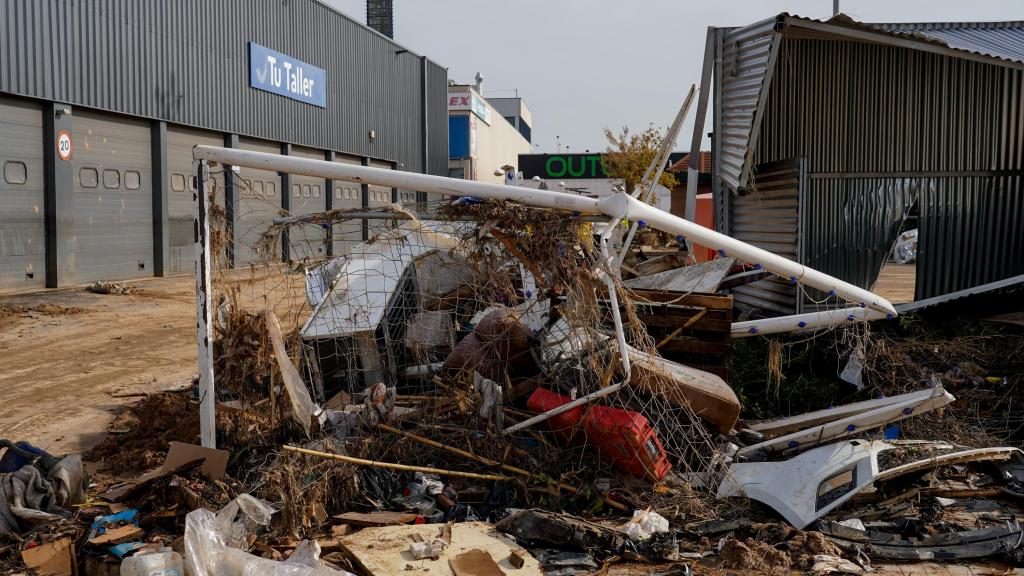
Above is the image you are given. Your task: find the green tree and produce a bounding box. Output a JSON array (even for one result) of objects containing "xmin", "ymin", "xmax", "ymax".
[{"xmin": 601, "ymin": 126, "xmax": 677, "ymax": 200}]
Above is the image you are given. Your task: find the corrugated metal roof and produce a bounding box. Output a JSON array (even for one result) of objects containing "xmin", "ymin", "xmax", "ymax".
[
  {"xmin": 715, "ymin": 13, "xmax": 1024, "ymax": 192},
  {"xmin": 868, "ymin": 20, "xmax": 1024, "ymax": 67}
]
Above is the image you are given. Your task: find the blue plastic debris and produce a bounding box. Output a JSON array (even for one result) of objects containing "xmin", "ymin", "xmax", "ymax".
[
  {"xmin": 846, "ymin": 424, "xmax": 857, "ymax": 432},
  {"xmin": 884, "ymin": 425, "xmax": 901, "ymax": 440}
]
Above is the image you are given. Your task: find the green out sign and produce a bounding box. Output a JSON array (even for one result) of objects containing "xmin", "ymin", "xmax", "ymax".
[{"xmin": 519, "ymin": 153, "xmax": 607, "ymax": 180}]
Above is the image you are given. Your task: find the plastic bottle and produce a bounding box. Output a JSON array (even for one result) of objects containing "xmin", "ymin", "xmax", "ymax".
[{"xmin": 120, "ymin": 548, "xmax": 184, "ymax": 576}]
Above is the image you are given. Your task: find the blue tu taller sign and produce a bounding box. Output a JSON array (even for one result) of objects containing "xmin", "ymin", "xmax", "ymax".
[{"xmin": 248, "ymin": 42, "xmax": 327, "ymax": 108}]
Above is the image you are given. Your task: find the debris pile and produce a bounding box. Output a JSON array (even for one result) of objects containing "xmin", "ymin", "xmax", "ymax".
[
  {"xmin": 86, "ymin": 281, "xmax": 139, "ymax": 295},
  {"xmin": 6, "ymin": 183, "xmax": 1024, "ymax": 576}
]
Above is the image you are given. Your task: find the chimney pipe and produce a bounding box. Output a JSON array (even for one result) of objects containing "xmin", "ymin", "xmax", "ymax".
[{"xmin": 366, "ymin": 0, "xmax": 394, "ymax": 39}]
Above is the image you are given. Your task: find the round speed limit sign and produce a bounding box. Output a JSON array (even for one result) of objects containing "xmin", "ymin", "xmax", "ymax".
[{"xmin": 57, "ymin": 130, "xmax": 73, "ymax": 161}]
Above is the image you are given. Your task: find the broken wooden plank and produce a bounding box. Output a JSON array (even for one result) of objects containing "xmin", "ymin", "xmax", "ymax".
[
  {"xmin": 88, "ymin": 525, "xmax": 144, "ymax": 546},
  {"xmin": 332, "ymin": 511, "xmax": 418, "ymax": 527}
]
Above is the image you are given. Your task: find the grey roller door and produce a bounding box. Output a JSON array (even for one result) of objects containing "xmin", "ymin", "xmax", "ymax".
[
  {"xmin": 235, "ymin": 138, "xmax": 281, "ymax": 267},
  {"xmin": 166, "ymin": 126, "xmax": 225, "ymax": 274},
  {"xmin": 367, "ymin": 159, "xmax": 393, "ymax": 238},
  {"xmin": 288, "ymin": 146, "xmax": 327, "ymax": 263},
  {"xmin": 72, "ymin": 111, "xmax": 152, "ymax": 284},
  {"xmin": 0, "ymin": 97, "xmax": 44, "ymax": 292},
  {"xmin": 332, "ymin": 154, "xmax": 363, "ymax": 256}
]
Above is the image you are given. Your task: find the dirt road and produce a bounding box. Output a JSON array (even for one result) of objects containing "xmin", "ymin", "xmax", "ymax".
[{"xmin": 0, "ymin": 276, "xmax": 198, "ymax": 455}]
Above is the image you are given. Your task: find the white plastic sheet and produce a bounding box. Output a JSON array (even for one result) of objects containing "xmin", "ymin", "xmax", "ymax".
[
  {"xmin": 622, "ymin": 510, "xmax": 669, "ymax": 540},
  {"xmin": 184, "ymin": 495, "xmax": 353, "ymax": 576}
]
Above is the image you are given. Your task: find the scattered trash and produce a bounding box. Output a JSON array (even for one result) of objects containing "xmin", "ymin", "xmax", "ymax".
[{"xmin": 86, "ymin": 281, "xmax": 138, "ymax": 295}]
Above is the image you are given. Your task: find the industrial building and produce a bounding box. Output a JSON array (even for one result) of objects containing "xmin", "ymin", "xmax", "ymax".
[
  {"xmin": 710, "ymin": 14, "xmax": 1024, "ymax": 315},
  {"xmin": 0, "ymin": 0, "xmax": 448, "ymax": 292},
  {"xmin": 448, "ymin": 78, "xmax": 533, "ymax": 183}
]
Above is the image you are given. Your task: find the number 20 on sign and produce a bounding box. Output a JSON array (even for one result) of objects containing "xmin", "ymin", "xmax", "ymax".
[{"xmin": 57, "ymin": 131, "xmax": 73, "ymax": 161}]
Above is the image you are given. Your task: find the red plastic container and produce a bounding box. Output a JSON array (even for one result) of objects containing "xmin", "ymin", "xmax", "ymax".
[
  {"xmin": 527, "ymin": 387, "xmax": 585, "ymax": 442},
  {"xmin": 526, "ymin": 388, "xmax": 672, "ymax": 482}
]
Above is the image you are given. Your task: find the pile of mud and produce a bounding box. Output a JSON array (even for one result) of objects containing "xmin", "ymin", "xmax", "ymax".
[
  {"xmin": 85, "ymin": 391, "xmax": 200, "ymax": 475},
  {"xmin": 0, "ymin": 303, "xmax": 87, "ymax": 330}
]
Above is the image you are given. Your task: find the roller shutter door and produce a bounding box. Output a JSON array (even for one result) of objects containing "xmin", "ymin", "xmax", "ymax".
[
  {"xmin": 235, "ymin": 138, "xmax": 281, "ymax": 267},
  {"xmin": 288, "ymin": 146, "xmax": 327, "ymax": 262},
  {"xmin": 366, "ymin": 159, "xmax": 393, "ymax": 238},
  {"xmin": 332, "ymin": 154, "xmax": 363, "ymax": 256},
  {"xmin": 0, "ymin": 97, "xmax": 44, "ymax": 291},
  {"xmin": 73, "ymin": 111, "xmax": 152, "ymax": 283},
  {"xmin": 166, "ymin": 126, "xmax": 225, "ymax": 274}
]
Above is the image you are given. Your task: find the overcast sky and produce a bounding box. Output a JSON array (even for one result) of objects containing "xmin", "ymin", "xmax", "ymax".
[{"xmin": 324, "ymin": 0, "xmax": 1024, "ymax": 154}]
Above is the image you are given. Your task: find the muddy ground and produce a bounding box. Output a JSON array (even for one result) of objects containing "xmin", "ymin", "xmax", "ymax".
[{"xmin": 0, "ymin": 275, "xmax": 199, "ymax": 455}]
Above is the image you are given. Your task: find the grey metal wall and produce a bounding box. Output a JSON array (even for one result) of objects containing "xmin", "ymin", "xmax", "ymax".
[
  {"xmin": 732, "ymin": 158, "xmax": 803, "ymax": 315},
  {"xmin": 752, "ymin": 37, "xmax": 1024, "ymax": 300},
  {"xmin": 0, "ymin": 0, "xmax": 447, "ymax": 176}
]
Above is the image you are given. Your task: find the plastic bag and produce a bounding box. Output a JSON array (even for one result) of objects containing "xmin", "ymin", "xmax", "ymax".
[
  {"xmin": 184, "ymin": 494, "xmax": 352, "ymax": 576},
  {"xmin": 622, "ymin": 509, "xmax": 669, "ymax": 540}
]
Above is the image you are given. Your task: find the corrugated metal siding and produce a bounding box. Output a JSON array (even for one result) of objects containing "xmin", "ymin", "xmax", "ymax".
[
  {"xmin": 288, "ymin": 146, "xmax": 328, "ymax": 262},
  {"xmin": 753, "ymin": 37, "xmax": 1024, "ymax": 300},
  {"xmin": 72, "ymin": 110, "xmax": 152, "ymax": 283},
  {"xmin": 0, "ymin": 0, "xmax": 447, "ymax": 176},
  {"xmin": 718, "ymin": 17, "xmax": 780, "ymax": 192},
  {"xmin": 367, "ymin": 159, "xmax": 393, "ymax": 238},
  {"xmin": 166, "ymin": 125, "xmax": 224, "ymax": 274},
  {"xmin": 0, "ymin": 96, "xmax": 44, "ymax": 291},
  {"xmin": 731, "ymin": 158, "xmax": 802, "ymax": 315}
]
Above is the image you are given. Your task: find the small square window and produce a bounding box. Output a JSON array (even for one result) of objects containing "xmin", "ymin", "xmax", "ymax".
[
  {"xmin": 266, "ymin": 182, "xmax": 275, "ymax": 197},
  {"xmin": 313, "ymin": 185, "xmax": 321, "ymax": 198},
  {"xmin": 335, "ymin": 186, "xmax": 342, "ymax": 199},
  {"xmin": 124, "ymin": 170, "xmax": 141, "ymax": 190},
  {"xmin": 3, "ymin": 161, "xmax": 27, "ymax": 184},
  {"xmin": 102, "ymin": 169, "xmax": 120, "ymax": 189},
  {"xmin": 170, "ymin": 174, "xmax": 186, "ymax": 192},
  {"xmin": 302, "ymin": 184, "xmax": 311, "ymax": 198},
  {"xmin": 254, "ymin": 181, "xmax": 264, "ymax": 196},
  {"xmin": 80, "ymin": 167, "xmax": 99, "ymax": 188},
  {"xmin": 292, "ymin": 184, "xmax": 300, "ymax": 198}
]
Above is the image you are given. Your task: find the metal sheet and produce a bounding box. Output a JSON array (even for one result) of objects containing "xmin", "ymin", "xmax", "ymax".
[
  {"xmin": 367, "ymin": 159, "xmax": 393, "ymax": 238},
  {"xmin": 166, "ymin": 125, "xmax": 224, "ymax": 274},
  {"xmin": 0, "ymin": 96, "xmax": 44, "ymax": 291},
  {"xmin": 72, "ymin": 109, "xmax": 152, "ymax": 283},
  {"xmin": 731, "ymin": 158, "xmax": 802, "ymax": 315},
  {"xmin": 0, "ymin": 0, "xmax": 447, "ymax": 177},
  {"xmin": 717, "ymin": 16, "xmax": 781, "ymax": 192},
  {"xmin": 745, "ymin": 34, "xmax": 1024, "ymax": 300}
]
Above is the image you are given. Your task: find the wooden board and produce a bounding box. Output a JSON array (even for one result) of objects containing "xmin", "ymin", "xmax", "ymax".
[
  {"xmin": 624, "ymin": 257, "xmax": 734, "ymax": 293},
  {"xmin": 333, "ymin": 511, "xmax": 418, "ymax": 527},
  {"xmin": 339, "ymin": 522, "xmax": 539, "ymax": 576}
]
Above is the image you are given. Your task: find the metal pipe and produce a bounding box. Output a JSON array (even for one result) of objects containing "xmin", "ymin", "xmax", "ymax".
[
  {"xmin": 193, "ymin": 145, "xmax": 601, "ymax": 214},
  {"xmin": 192, "ymin": 159, "xmax": 216, "ymax": 448},
  {"xmin": 193, "ymin": 146, "xmax": 897, "ymax": 316},
  {"xmin": 732, "ymin": 306, "xmax": 890, "ymax": 338},
  {"xmin": 270, "ymin": 211, "xmax": 612, "ymax": 225}
]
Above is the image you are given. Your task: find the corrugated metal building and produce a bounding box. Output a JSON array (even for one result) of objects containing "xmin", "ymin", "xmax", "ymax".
[
  {"xmin": 0, "ymin": 0, "xmax": 448, "ymax": 292},
  {"xmin": 710, "ymin": 14, "xmax": 1024, "ymax": 314}
]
